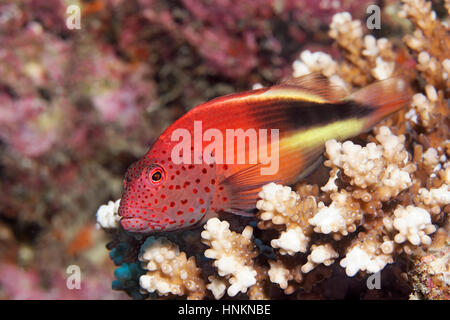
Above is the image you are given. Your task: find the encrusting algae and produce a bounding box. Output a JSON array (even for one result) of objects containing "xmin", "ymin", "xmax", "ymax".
[{"xmin": 97, "ymin": 0, "xmax": 449, "ymax": 300}]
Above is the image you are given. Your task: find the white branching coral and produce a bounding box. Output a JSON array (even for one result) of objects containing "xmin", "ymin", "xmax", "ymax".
[
  {"xmin": 444, "ymin": 165, "xmax": 450, "ymax": 184},
  {"xmin": 325, "ymin": 140, "xmax": 383, "ymax": 188},
  {"xmin": 423, "ymin": 147, "xmax": 439, "ymax": 168},
  {"xmin": 292, "ymin": 49, "xmax": 347, "ymax": 91},
  {"xmin": 256, "ymin": 183, "xmax": 300, "ymax": 223},
  {"xmin": 410, "ymin": 90, "xmax": 438, "ymax": 128},
  {"xmin": 267, "ymin": 260, "xmax": 292, "ymax": 290},
  {"xmin": 321, "ymin": 168, "xmax": 339, "ymax": 192},
  {"xmin": 443, "ymin": 59, "xmax": 450, "ymax": 80},
  {"xmin": 334, "ymin": 216, "xmax": 397, "ymax": 277},
  {"xmin": 206, "ymin": 276, "xmax": 227, "ymax": 300},
  {"xmin": 96, "ymin": 199, "xmax": 121, "ymax": 229},
  {"xmin": 372, "ymin": 56, "xmax": 395, "ymax": 80},
  {"xmin": 270, "ymin": 226, "xmax": 310, "ymax": 255},
  {"xmin": 361, "ymin": 35, "xmax": 395, "ymax": 80},
  {"xmin": 256, "ymin": 183, "xmax": 313, "ymax": 255},
  {"xmin": 324, "ymin": 126, "xmax": 416, "ymax": 201},
  {"xmin": 308, "ymin": 203, "xmax": 347, "ymax": 235},
  {"xmin": 252, "ymin": 105, "xmax": 445, "ymax": 281},
  {"xmin": 327, "ymin": 10, "xmax": 399, "ymax": 87},
  {"xmin": 362, "ymin": 35, "xmax": 390, "ymax": 57},
  {"xmin": 292, "ymin": 50, "xmax": 338, "ymax": 78},
  {"xmin": 201, "ymin": 218, "xmax": 258, "ymax": 298},
  {"xmin": 417, "ymin": 185, "xmax": 450, "ymax": 215},
  {"xmin": 385, "ymin": 206, "xmax": 437, "ymax": 246},
  {"xmin": 399, "ymin": 0, "xmax": 449, "ymax": 114},
  {"xmin": 309, "ymin": 190, "xmax": 362, "ymax": 237},
  {"xmin": 329, "ymin": 12, "xmax": 363, "ymax": 44},
  {"xmin": 301, "ymin": 244, "xmax": 339, "ymax": 273},
  {"xmin": 340, "ymin": 245, "xmax": 393, "ymax": 277},
  {"xmin": 139, "ymin": 237, "xmax": 205, "ymax": 299},
  {"xmin": 256, "ymin": 125, "xmax": 442, "ymax": 279}
]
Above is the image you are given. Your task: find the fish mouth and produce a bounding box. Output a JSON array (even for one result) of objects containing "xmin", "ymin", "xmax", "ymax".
[{"xmin": 118, "ymin": 202, "xmax": 155, "ymax": 219}]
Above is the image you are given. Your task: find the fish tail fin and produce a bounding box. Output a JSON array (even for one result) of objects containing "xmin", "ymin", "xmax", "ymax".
[{"xmin": 350, "ymin": 76, "xmax": 412, "ymax": 130}]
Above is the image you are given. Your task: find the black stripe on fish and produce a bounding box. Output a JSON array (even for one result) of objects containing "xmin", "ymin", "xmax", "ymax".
[{"xmin": 248, "ymin": 100, "xmax": 375, "ymax": 133}]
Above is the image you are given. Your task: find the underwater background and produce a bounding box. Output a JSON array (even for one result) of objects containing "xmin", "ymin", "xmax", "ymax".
[{"xmin": 0, "ymin": 0, "xmax": 448, "ymax": 300}]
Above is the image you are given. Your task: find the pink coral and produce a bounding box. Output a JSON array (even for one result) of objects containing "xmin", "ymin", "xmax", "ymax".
[{"xmin": 0, "ymin": 264, "xmax": 127, "ymax": 300}]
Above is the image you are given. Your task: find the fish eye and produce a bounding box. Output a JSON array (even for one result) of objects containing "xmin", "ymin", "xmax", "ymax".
[
  {"xmin": 146, "ymin": 165, "xmax": 166, "ymax": 186},
  {"xmin": 151, "ymin": 170, "xmax": 162, "ymax": 182}
]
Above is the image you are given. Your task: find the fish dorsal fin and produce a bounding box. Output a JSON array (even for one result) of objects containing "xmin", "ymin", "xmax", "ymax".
[{"xmin": 268, "ymin": 73, "xmax": 348, "ymax": 103}]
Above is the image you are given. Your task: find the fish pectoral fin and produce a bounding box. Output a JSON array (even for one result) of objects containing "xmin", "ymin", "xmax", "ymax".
[
  {"xmin": 219, "ymin": 163, "xmax": 270, "ymax": 189},
  {"xmin": 272, "ymin": 73, "xmax": 348, "ymax": 103},
  {"xmin": 218, "ymin": 163, "xmax": 280, "ymax": 213},
  {"xmin": 294, "ymin": 153, "xmax": 324, "ymax": 182}
]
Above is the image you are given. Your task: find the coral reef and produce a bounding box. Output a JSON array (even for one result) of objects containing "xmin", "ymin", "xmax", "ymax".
[
  {"xmin": 3, "ymin": 0, "xmax": 362, "ymax": 299},
  {"xmin": 96, "ymin": 1, "xmax": 449, "ymax": 300},
  {"xmin": 201, "ymin": 218, "xmax": 258, "ymax": 298},
  {"xmin": 139, "ymin": 237, "xmax": 206, "ymax": 299},
  {"xmin": 408, "ymin": 223, "xmax": 449, "ymax": 300},
  {"xmin": 1, "ymin": 0, "xmax": 448, "ymax": 300},
  {"xmin": 96, "ymin": 199, "xmax": 122, "ymax": 230},
  {"xmin": 257, "ymin": 183, "xmax": 315, "ymax": 255}
]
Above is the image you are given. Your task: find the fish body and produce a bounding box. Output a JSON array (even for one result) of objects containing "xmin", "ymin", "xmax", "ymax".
[{"xmin": 119, "ymin": 74, "xmax": 410, "ymax": 233}]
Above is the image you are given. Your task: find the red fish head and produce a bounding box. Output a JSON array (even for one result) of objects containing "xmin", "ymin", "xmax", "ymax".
[{"xmin": 118, "ymin": 155, "xmax": 216, "ymax": 233}]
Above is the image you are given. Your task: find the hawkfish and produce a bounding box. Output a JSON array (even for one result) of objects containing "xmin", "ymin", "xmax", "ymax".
[{"xmin": 119, "ymin": 73, "xmax": 410, "ymax": 233}]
